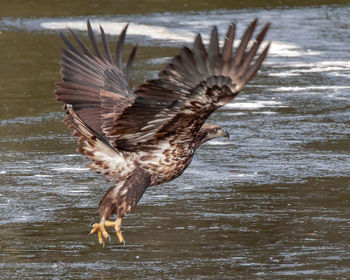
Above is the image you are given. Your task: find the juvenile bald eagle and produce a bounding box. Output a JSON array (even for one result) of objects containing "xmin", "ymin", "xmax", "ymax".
[{"xmin": 55, "ymin": 19, "xmax": 270, "ymax": 244}]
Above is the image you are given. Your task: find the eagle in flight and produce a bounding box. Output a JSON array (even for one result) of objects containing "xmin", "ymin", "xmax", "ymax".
[{"xmin": 55, "ymin": 19, "xmax": 270, "ymax": 244}]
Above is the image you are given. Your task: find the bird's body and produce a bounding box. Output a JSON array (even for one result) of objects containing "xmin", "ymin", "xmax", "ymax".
[{"xmin": 55, "ymin": 19, "xmax": 270, "ymax": 244}]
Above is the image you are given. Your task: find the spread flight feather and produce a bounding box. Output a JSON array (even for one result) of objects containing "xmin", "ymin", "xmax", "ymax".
[{"xmin": 55, "ymin": 19, "xmax": 270, "ymax": 243}]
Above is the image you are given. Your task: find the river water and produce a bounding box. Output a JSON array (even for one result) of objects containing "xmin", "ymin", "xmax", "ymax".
[{"xmin": 0, "ymin": 2, "xmax": 349, "ymax": 279}]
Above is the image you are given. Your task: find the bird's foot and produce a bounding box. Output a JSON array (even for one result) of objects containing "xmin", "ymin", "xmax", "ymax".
[
  {"xmin": 89, "ymin": 220, "xmax": 110, "ymax": 245},
  {"xmin": 105, "ymin": 217, "xmax": 125, "ymax": 244},
  {"xmin": 89, "ymin": 217, "xmax": 125, "ymax": 245}
]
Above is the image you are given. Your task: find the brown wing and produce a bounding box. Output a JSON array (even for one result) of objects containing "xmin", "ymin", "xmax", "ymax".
[
  {"xmin": 55, "ymin": 20, "xmax": 137, "ymax": 140},
  {"xmin": 112, "ymin": 19, "xmax": 270, "ymax": 151}
]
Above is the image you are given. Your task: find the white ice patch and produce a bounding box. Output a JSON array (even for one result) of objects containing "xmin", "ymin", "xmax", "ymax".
[
  {"xmin": 269, "ymin": 71, "xmax": 301, "ymax": 77},
  {"xmin": 0, "ymin": 171, "xmax": 7, "ymax": 174},
  {"xmin": 270, "ymin": 60, "xmax": 350, "ymax": 77},
  {"xmin": 36, "ymin": 19, "xmax": 318, "ymax": 60},
  {"xmin": 223, "ymin": 112, "xmax": 246, "ymax": 116},
  {"xmin": 292, "ymin": 61, "xmax": 350, "ymax": 71},
  {"xmin": 252, "ymin": 111, "xmax": 278, "ymax": 115},
  {"xmin": 152, "ymin": 194, "xmax": 169, "ymax": 199},
  {"xmin": 52, "ymin": 167, "xmax": 89, "ymax": 172},
  {"xmin": 224, "ymin": 100, "xmax": 286, "ymax": 110},
  {"xmin": 269, "ymin": 41, "xmax": 321, "ymax": 57},
  {"xmin": 206, "ymin": 140, "xmax": 231, "ymax": 146},
  {"xmin": 33, "ymin": 174, "xmax": 53, "ymax": 178},
  {"xmin": 231, "ymin": 172, "xmax": 259, "ymax": 178},
  {"xmin": 271, "ymin": 86, "xmax": 350, "ymax": 93},
  {"xmin": 330, "ymin": 73, "xmax": 350, "ymax": 78},
  {"xmin": 69, "ymin": 189, "xmax": 89, "ymax": 194},
  {"xmin": 41, "ymin": 21, "xmax": 196, "ymax": 43},
  {"xmin": 147, "ymin": 57, "xmax": 172, "ymax": 65}
]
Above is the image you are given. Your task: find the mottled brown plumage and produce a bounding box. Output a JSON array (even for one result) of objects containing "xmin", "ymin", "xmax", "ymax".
[{"xmin": 55, "ymin": 19, "xmax": 270, "ymax": 244}]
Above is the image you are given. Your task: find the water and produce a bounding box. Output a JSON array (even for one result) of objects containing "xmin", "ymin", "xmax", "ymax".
[{"xmin": 1, "ymin": 2, "xmax": 350, "ymax": 279}]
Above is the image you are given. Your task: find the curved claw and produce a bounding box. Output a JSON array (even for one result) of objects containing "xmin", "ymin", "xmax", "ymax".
[
  {"xmin": 105, "ymin": 217, "xmax": 125, "ymax": 244},
  {"xmin": 89, "ymin": 221, "xmax": 110, "ymax": 244},
  {"xmin": 116, "ymin": 230, "xmax": 125, "ymax": 244},
  {"xmin": 90, "ymin": 217, "xmax": 125, "ymax": 245}
]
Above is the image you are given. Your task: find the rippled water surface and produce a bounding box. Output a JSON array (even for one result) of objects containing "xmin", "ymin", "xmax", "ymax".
[{"xmin": 0, "ymin": 1, "xmax": 349, "ymax": 279}]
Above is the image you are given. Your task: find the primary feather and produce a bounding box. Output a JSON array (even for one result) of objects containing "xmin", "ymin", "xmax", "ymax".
[{"xmin": 54, "ymin": 19, "xmax": 270, "ymax": 242}]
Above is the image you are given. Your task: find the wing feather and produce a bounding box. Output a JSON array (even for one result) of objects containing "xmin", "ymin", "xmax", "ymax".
[
  {"xmin": 116, "ymin": 24, "xmax": 129, "ymax": 69},
  {"xmin": 209, "ymin": 26, "xmax": 219, "ymax": 59},
  {"xmin": 87, "ymin": 19, "xmax": 103, "ymax": 60},
  {"xmin": 126, "ymin": 45, "xmax": 137, "ymax": 81},
  {"xmin": 233, "ymin": 18, "xmax": 257, "ymax": 68},
  {"xmin": 64, "ymin": 105, "xmax": 133, "ymax": 181},
  {"xmin": 99, "ymin": 25, "xmax": 114, "ymax": 64},
  {"xmin": 242, "ymin": 42, "xmax": 271, "ymax": 84},
  {"xmin": 237, "ymin": 23, "xmax": 270, "ymax": 78},
  {"xmin": 67, "ymin": 27, "xmax": 94, "ymax": 58},
  {"xmin": 112, "ymin": 19, "xmax": 270, "ymax": 151},
  {"xmin": 208, "ymin": 26, "xmax": 221, "ymax": 75},
  {"xmin": 55, "ymin": 20, "xmax": 136, "ymax": 142},
  {"xmin": 193, "ymin": 34, "xmax": 209, "ymax": 76},
  {"xmin": 222, "ymin": 22, "xmax": 236, "ymax": 61},
  {"xmin": 56, "ymin": 19, "xmax": 270, "ymax": 153}
]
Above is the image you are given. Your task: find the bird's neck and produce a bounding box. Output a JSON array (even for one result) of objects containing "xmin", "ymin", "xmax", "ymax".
[{"xmin": 193, "ymin": 130, "xmax": 211, "ymax": 150}]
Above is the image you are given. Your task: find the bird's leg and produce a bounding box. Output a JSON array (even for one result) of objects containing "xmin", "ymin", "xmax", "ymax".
[
  {"xmin": 89, "ymin": 218, "xmax": 110, "ymax": 245},
  {"xmin": 105, "ymin": 217, "xmax": 125, "ymax": 244}
]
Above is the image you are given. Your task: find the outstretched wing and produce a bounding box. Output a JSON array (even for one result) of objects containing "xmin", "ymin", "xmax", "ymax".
[
  {"xmin": 55, "ymin": 20, "xmax": 137, "ymax": 139},
  {"xmin": 112, "ymin": 19, "xmax": 270, "ymax": 151}
]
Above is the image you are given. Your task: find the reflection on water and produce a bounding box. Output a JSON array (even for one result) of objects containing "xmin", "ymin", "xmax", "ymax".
[{"xmin": 0, "ymin": 2, "xmax": 350, "ymax": 279}]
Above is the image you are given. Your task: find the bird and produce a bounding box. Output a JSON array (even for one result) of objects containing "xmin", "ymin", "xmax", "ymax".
[{"xmin": 55, "ymin": 18, "xmax": 270, "ymax": 245}]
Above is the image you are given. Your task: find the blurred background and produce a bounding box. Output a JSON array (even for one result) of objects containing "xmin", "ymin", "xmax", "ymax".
[{"xmin": 0, "ymin": 1, "xmax": 349, "ymax": 279}]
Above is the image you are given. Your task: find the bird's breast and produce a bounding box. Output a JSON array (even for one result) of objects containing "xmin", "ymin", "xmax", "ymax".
[{"xmin": 137, "ymin": 141, "xmax": 194, "ymax": 186}]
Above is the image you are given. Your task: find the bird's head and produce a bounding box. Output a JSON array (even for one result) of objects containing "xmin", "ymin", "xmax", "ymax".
[{"xmin": 195, "ymin": 123, "xmax": 230, "ymax": 148}]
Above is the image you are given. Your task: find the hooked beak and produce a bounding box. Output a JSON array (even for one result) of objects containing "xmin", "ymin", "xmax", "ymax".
[{"xmin": 224, "ymin": 129, "xmax": 230, "ymax": 139}]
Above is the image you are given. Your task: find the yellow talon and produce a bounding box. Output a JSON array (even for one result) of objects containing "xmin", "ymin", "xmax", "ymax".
[
  {"xmin": 116, "ymin": 230, "xmax": 125, "ymax": 244},
  {"xmin": 89, "ymin": 221, "xmax": 110, "ymax": 244},
  {"xmin": 104, "ymin": 217, "xmax": 125, "ymax": 244},
  {"xmin": 97, "ymin": 230, "xmax": 103, "ymax": 244},
  {"xmin": 89, "ymin": 217, "xmax": 125, "ymax": 245},
  {"xmin": 115, "ymin": 217, "xmax": 125, "ymax": 244},
  {"xmin": 89, "ymin": 224, "xmax": 98, "ymax": 234}
]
